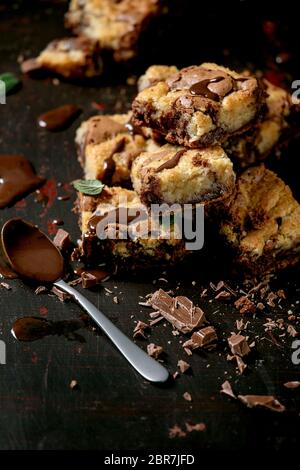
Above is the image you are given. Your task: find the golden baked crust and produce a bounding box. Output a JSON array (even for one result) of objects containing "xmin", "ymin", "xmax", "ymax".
[
  {"xmin": 65, "ymin": 0, "xmax": 161, "ymax": 61},
  {"xmin": 225, "ymin": 79, "xmax": 293, "ymax": 167},
  {"xmin": 78, "ymin": 186, "xmax": 188, "ymax": 267},
  {"xmin": 131, "ymin": 143, "xmax": 235, "ymax": 205},
  {"xmin": 132, "ymin": 63, "xmax": 265, "ymax": 147},
  {"xmin": 138, "ymin": 65, "xmax": 179, "ymax": 91},
  {"xmin": 37, "ymin": 37, "xmax": 102, "ymax": 78},
  {"xmin": 75, "ymin": 113, "xmax": 153, "ymax": 186},
  {"xmin": 220, "ymin": 165, "xmax": 300, "ymax": 274}
]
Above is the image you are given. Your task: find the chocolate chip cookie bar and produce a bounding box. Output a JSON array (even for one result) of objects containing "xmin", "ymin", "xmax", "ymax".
[
  {"xmin": 65, "ymin": 0, "xmax": 161, "ymax": 61},
  {"xmin": 131, "ymin": 143, "xmax": 235, "ymax": 205},
  {"xmin": 132, "ymin": 63, "xmax": 265, "ymax": 148},
  {"xmin": 220, "ymin": 165, "xmax": 300, "ymax": 275},
  {"xmin": 225, "ymin": 79, "xmax": 295, "ymax": 167},
  {"xmin": 36, "ymin": 37, "xmax": 102, "ymax": 78},
  {"xmin": 78, "ymin": 186, "xmax": 188, "ymax": 267},
  {"xmin": 75, "ymin": 113, "xmax": 159, "ymax": 186}
]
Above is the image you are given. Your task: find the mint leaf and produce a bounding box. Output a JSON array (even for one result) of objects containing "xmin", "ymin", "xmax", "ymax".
[
  {"xmin": 73, "ymin": 179, "xmax": 105, "ymax": 196},
  {"xmin": 0, "ymin": 73, "xmax": 21, "ymax": 93}
]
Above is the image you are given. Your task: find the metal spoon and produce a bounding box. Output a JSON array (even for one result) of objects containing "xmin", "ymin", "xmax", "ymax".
[{"xmin": 1, "ymin": 218, "xmax": 169, "ymax": 383}]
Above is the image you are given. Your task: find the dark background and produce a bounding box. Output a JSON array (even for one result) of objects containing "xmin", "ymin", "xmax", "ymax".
[{"xmin": 0, "ymin": 0, "xmax": 300, "ymax": 455}]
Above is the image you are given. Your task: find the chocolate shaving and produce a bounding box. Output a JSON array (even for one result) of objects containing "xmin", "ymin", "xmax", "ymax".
[
  {"xmin": 168, "ymin": 425, "xmax": 186, "ymax": 438},
  {"xmin": 283, "ymin": 381, "xmax": 300, "ymax": 389},
  {"xmin": 234, "ymin": 296, "xmax": 256, "ymax": 315},
  {"xmin": 147, "ymin": 343, "xmax": 163, "ymax": 359},
  {"xmin": 150, "ymin": 289, "xmax": 205, "ymax": 333},
  {"xmin": 183, "ymin": 392, "xmax": 192, "ymax": 402},
  {"xmin": 133, "ymin": 321, "xmax": 149, "ymax": 339},
  {"xmin": 185, "ymin": 422, "xmax": 206, "ymax": 432},
  {"xmin": 177, "ymin": 360, "xmax": 190, "ymax": 373},
  {"xmin": 221, "ymin": 380, "xmax": 236, "ymax": 399},
  {"xmin": 238, "ymin": 394, "xmax": 285, "ymax": 412}
]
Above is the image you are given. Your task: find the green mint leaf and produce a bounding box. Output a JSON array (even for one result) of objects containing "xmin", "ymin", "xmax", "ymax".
[
  {"xmin": 0, "ymin": 73, "xmax": 21, "ymax": 93},
  {"xmin": 73, "ymin": 179, "xmax": 105, "ymax": 195}
]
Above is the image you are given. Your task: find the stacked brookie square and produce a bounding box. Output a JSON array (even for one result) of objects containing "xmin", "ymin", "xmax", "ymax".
[{"xmin": 75, "ymin": 62, "xmax": 300, "ymax": 276}]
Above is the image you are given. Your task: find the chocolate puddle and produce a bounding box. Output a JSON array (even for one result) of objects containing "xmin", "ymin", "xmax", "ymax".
[
  {"xmin": 11, "ymin": 316, "xmax": 87, "ymax": 342},
  {"xmin": 0, "ymin": 155, "xmax": 46, "ymax": 208},
  {"xmin": 1, "ymin": 218, "xmax": 64, "ymax": 283},
  {"xmin": 38, "ymin": 104, "xmax": 81, "ymax": 131}
]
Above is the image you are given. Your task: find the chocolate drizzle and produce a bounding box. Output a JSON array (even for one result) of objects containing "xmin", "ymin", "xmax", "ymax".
[
  {"xmin": 155, "ymin": 149, "xmax": 186, "ymax": 172},
  {"xmin": 0, "ymin": 154, "xmax": 45, "ymax": 208},
  {"xmin": 189, "ymin": 76, "xmax": 225, "ymax": 101},
  {"xmin": 102, "ymin": 138, "xmax": 126, "ymax": 184}
]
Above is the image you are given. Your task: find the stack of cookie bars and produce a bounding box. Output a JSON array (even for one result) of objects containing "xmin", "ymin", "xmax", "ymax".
[{"xmin": 75, "ymin": 62, "xmax": 300, "ymax": 276}]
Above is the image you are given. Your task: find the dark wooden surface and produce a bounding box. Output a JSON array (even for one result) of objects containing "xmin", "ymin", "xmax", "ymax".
[{"xmin": 0, "ymin": 0, "xmax": 300, "ymax": 452}]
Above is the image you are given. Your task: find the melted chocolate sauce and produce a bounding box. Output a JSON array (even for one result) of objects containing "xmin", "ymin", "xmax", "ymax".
[
  {"xmin": 0, "ymin": 155, "xmax": 45, "ymax": 208},
  {"xmin": 11, "ymin": 316, "xmax": 87, "ymax": 342},
  {"xmin": 102, "ymin": 138, "xmax": 126, "ymax": 184},
  {"xmin": 155, "ymin": 150, "xmax": 186, "ymax": 172},
  {"xmin": 38, "ymin": 104, "xmax": 81, "ymax": 131},
  {"xmin": 2, "ymin": 219, "xmax": 64, "ymax": 283},
  {"xmin": 189, "ymin": 76, "xmax": 225, "ymax": 101}
]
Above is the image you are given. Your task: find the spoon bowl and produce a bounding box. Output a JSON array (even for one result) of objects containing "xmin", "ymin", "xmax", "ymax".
[{"xmin": 1, "ymin": 218, "xmax": 64, "ymax": 283}]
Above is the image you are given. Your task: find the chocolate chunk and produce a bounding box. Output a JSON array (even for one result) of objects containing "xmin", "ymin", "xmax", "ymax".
[
  {"xmin": 228, "ymin": 334, "xmax": 250, "ymax": 357},
  {"xmin": 51, "ymin": 286, "xmax": 71, "ymax": 302},
  {"xmin": 38, "ymin": 104, "xmax": 81, "ymax": 132},
  {"xmin": 81, "ymin": 272, "xmax": 98, "ymax": 289},
  {"xmin": 177, "ymin": 360, "xmax": 190, "ymax": 374},
  {"xmin": 150, "ymin": 289, "xmax": 206, "ymax": 333},
  {"xmin": 147, "ymin": 343, "xmax": 163, "ymax": 359},
  {"xmin": 85, "ymin": 116, "xmax": 126, "ymax": 147},
  {"xmin": 238, "ymin": 394, "xmax": 285, "ymax": 412},
  {"xmin": 53, "ymin": 228, "xmax": 71, "ymax": 251},
  {"xmin": 234, "ymin": 295, "xmax": 256, "ymax": 315},
  {"xmin": 183, "ymin": 326, "xmax": 217, "ymax": 350}
]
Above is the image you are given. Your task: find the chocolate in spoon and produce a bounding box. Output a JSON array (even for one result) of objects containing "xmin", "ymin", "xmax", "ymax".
[{"xmin": 1, "ymin": 219, "xmax": 169, "ymax": 383}]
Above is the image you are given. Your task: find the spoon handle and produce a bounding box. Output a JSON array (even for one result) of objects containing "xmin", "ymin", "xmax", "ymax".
[{"xmin": 54, "ymin": 279, "xmax": 169, "ymax": 383}]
